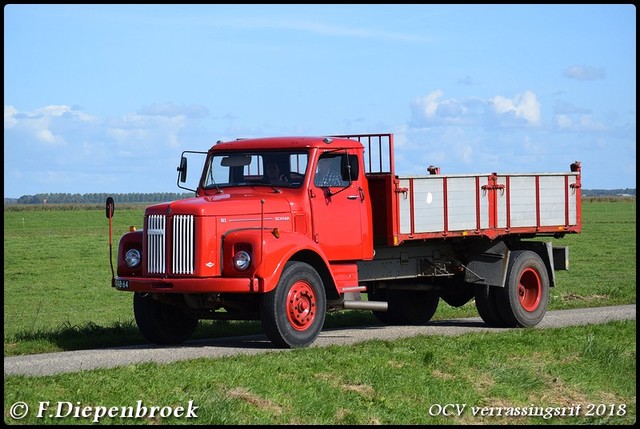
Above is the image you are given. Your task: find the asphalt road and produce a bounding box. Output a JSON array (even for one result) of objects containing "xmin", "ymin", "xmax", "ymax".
[{"xmin": 4, "ymin": 304, "xmax": 635, "ymax": 377}]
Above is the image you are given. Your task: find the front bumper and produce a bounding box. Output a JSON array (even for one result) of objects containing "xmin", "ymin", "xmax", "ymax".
[{"xmin": 114, "ymin": 276, "xmax": 263, "ymax": 293}]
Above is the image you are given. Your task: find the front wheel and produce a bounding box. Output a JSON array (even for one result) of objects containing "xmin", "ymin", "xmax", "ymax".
[
  {"xmin": 133, "ymin": 293, "xmax": 198, "ymax": 345},
  {"xmin": 260, "ymin": 261, "xmax": 326, "ymax": 348},
  {"xmin": 494, "ymin": 250, "xmax": 550, "ymax": 327}
]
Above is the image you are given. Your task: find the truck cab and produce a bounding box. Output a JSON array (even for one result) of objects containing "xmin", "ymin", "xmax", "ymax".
[{"xmin": 111, "ymin": 135, "xmax": 378, "ymax": 348}]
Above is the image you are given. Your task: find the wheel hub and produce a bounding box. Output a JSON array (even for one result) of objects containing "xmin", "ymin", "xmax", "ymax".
[
  {"xmin": 286, "ymin": 281, "xmax": 316, "ymax": 331},
  {"xmin": 518, "ymin": 267, "xmax": 542, "ymax": 311}
]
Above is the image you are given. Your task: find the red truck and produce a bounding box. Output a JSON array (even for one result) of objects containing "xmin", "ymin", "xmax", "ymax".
[{"xmin": 106, "ymin": 133, "xmax": 582, "ymax": 348}]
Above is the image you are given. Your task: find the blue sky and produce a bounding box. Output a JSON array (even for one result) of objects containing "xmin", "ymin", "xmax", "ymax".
[{"xmin": 4, "ymin": 4, "xmax": 636, "ymax": 198}]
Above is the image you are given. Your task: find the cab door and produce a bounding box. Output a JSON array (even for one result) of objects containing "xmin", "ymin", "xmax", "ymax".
[{"xmin": 309, "ymin": 150, "xmax": 367, "ymax": 261}]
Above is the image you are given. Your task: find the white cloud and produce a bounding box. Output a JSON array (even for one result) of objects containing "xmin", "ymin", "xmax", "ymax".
[
  {"xmin": 555, "ymin": 114, "xmax": 573, "ymax": 129},
  {"xmin": 106, "ymin": 112, "xmax": 193, "ymax": 152},
  {"xmin": 418, "ymin": 90, "xmax": 444, "ymax": 118},
  {"xmin": 36, "ymin": 129, "xmax": 56, "ymax": 144},
  {"xmin": 553, "ymin": 100, "xmax": 591, "ymax": 115},
  {"xmin": 4, "ymin": 103, "xmax": 212, "ymax": 196},
  {"xmin": 221, "ymin": 17, "xmax": 432, "ymax": 42},
  {"xmin": 4, "ymin": 104, "xmax": 98, "ymax": 147},
  {"xmin": 490, "ymin": 91, "xmax": 541, "ymax": 126},
  {"xmin": 554, "ymin": 113, "xmax": 607, "ymax": 132},
  {"xmin": 137, "ymin": 102, "xmax": 209, "ymax": 119},
  {"xmin": 410, "ymin": 90, "xmax": 469, "ymax": 126},
  {"xmin": 4, "ymin": 105, "xmax": 18, "ymax": 128},
  {"xmin": 410, "ymin": 90, "xmax": 541, "ymax": 128},
  {"xmin": 563, "ymin": 65, "xmax": 606, "ymax": 81}
]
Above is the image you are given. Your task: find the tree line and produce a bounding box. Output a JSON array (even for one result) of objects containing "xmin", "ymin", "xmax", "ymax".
[
  {"xmin": 6, "ymin": 192, "xmax": 195, "ymax": 205},
  {"xmin": 581, "ymin": 188, "xmax": 635, "ymax": 197},
  {"xmin": 4, "ymin": 188, "xmax": 636, "ymax": 206}
]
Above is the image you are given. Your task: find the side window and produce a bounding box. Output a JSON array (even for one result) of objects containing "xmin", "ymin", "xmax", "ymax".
[
  {"xmin": 314, "ymin": 153, "xmax": 355, "ymax": 188},
  {"xmin": 345, "ymin": 154, "xmax": 359, "ymax": 181}
]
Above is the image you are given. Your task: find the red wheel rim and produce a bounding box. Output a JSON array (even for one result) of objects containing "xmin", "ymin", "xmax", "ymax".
[
  {"xmin": 286, "ymin": 280, "xmax": 317, "ymax": 331},
  {"xmin": 518, "ymin": 267, "xmax": 541, "ymax": 311}
]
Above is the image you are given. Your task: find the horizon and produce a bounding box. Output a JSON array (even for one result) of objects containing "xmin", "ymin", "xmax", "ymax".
[
  {"xmin": 4, "ymin": 186, "xmax": 636, "ymax": 202},
  {"xmin": 4, "ymin": 4, "xmax": 636, "ymax": 198}
]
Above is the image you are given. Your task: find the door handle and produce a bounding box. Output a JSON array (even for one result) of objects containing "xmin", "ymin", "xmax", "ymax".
[{"xmin": 347, "ymin": 195, "xmax": 358, "ymax": 200}]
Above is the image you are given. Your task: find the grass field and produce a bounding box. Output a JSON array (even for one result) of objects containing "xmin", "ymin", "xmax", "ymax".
[
  {"xmin": 4, "ymin": 322, "xmax": 636, "ymax": 424},
  {"xmin": 3, "ymin": 199, "xmax": 636, "ymax": 424}
]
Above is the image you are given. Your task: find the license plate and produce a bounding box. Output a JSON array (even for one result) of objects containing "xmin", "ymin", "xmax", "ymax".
[{"xmin": 114, "ymin": 279, "xmax": 129, "ymax": 289}]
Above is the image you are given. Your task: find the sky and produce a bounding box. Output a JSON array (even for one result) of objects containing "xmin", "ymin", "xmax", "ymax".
[{"xmin": 3, "ymin": 4, "xmax": 636, "ymax": 198}]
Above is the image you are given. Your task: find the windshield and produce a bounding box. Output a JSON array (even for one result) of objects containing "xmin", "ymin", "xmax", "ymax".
[{"xmin": 202, "ymin": 150, "xmax": 309, "ymax": 190}]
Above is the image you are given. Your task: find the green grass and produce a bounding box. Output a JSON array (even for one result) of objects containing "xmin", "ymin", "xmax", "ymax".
[
  {"xmin": 3, "ymin": 321, "xmax": 635, "ymax": 424},
  {"xmin": 3, "ymin": 200, "xmax": 636, "ymax": 355},
  {"xmin": 4, "ymin": 207, "xmax": 140, "ymax": 353}
]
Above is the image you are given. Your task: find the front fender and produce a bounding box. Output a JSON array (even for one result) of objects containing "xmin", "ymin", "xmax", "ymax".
[
  {"xmin": 117, "ymin": 230, "xmax": 144, "ymax": 276},
  {"xmin": 222, "ymin": 229, "xmax": 330, "ymax": 293}
]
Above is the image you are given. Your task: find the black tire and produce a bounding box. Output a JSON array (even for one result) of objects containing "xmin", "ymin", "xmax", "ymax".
[
  {"xmin": 494, "ymin": 250, "xmax": 550, "ymax": 327},
  {"xmin": 367, "ymin": 289, "xmax": 395, "ymax": 325},
  {"xmin": 439, "ymin": 283, "xmax": 475, "ymax": 307},
  {"xmin": 370, "ymin": 288, "xmax": 439, "ymax": 325},
  {"xmin": 474, "ymin": 285, "xmax": 506, "ymax": 327},
  {"xmin": 368, "ymin": 288, "xmax": 395, "ymax": 325},
  {"xmin": 260, "ymin": 261, "xmax": 326, "ymax": 348},
  {"xmin": 133, "ymin": 293, "xmax": 198, "ymax": 345}
]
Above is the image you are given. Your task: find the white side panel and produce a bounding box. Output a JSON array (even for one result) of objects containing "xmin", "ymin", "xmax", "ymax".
[
  {"xmin": 446, "ymin": 177, "xmax": 479, "ymax": 231},
  {"xmin": 568, "ymin": 176, "xmax": 577, "ymax": 225},
  {"xmin": 398, "ymin": 172, "xmax": 577, "ymax": 235},
  {"xmin": 480, "ymin": 178, "xmax": 489, "ymax": 229},
  {"xmin": 413, "ymin": 178, "xmax": 445, "ymax": 233},
  {"xmin": 496, "ymin": 176, "xmax": 508, "ymax": 228},
  {"xmin": 399, "ymin": 178, "xmax": 412, "ymax": 234},
  {"xmin": 539, "ymin": 176, "xmax": 566, "ymax": 226},
  {"xmin": 509, "ymin": 176, "xmax": 537, "ymax": 227}
]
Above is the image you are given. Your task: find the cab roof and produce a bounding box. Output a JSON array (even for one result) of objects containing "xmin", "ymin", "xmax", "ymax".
[{"xmin": 210, "ymin": 136, "xmax": 365, "ymax": 152}]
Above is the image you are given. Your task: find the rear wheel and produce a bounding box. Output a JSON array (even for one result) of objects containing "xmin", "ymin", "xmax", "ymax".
[
  {"xmin": 495, "ymin": 250, "xmax": 550, "ymax": 327},
  {"xmin": 439, "ymin": 283, "xmax": 475, "ymax": 307},
  {"xmin": 133, "ymin": 293, "xmax": 198, "ymax": 345},
  {"xmin": 260, "ymin": 261, "xmax": 326, "ymax": 348},
  {"xmin": 474, "ymin": 285, "xmax": 506, "ymax": 327},
  {"xmin": 370, "ymin": 288, "xmax": 439, "ymax": 325},
  {"xmin": 368, "ymin": 288, "xmax": 394, "ymax": 324}
]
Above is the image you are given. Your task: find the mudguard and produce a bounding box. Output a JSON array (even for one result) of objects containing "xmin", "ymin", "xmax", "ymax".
[{"xmin": 221, "ymin": 229, "xmax": 334, "ymax": 293}]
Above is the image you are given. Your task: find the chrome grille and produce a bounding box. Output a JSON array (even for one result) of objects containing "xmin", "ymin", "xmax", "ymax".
[
  {"xmin": 172, "ymin": 215, "xmax": 194, "ymax": 274},
  {"xmin": 146, "ymin": 214, "xmax": 195, "ymax": 275},
  {"xmin": 147, "ymin": 215, "xmax": 166, "ymax": 274}
]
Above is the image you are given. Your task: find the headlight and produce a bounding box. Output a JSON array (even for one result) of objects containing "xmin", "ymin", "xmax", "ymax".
[
  {"xmin": 233, "ymin": 250, "xmax": 251, "ymax": 271},
  {"xmin": 125, "ymin": 249, "xmax": 141, "ymax": 268}
]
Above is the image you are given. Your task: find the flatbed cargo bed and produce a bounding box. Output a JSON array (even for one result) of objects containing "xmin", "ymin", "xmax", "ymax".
[{"xmin": 338, "ymin": 134, "xmax": 582, "ymax": 245}]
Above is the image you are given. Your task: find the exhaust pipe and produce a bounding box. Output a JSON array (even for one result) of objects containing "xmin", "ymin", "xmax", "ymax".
[{"xmin": 341, "ymin": 300, "xmax": 388, "ymax": 312}]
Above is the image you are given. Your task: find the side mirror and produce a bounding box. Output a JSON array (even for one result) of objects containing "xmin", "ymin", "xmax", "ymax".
[
  {"xmin": 176, "ymin": 150, "xmax": 207, "ymax": 193},
  {"xmin": 105, "ymin": 197, "xmax": 114, "ymax": 219},
  {"xmin": 177, "ymin": 156, "xmax": 188, "ymax": 183}
]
